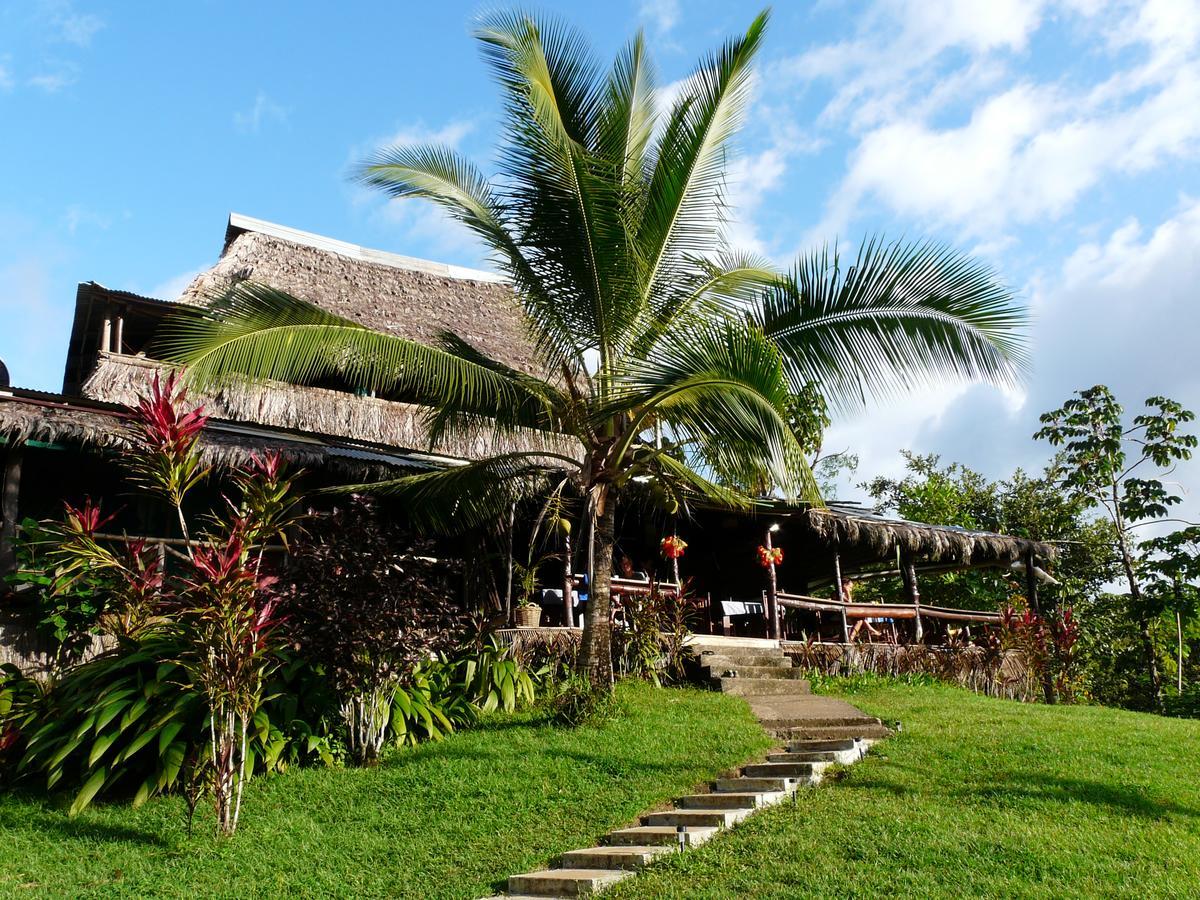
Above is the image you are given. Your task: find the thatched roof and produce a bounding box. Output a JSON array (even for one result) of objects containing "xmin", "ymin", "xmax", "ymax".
[
  {"xmin": 0, "ymin": 389, "xmax": 439, "ymax": 479},
  {"xmin": 181, "ymin": 214, "xmax": 541, "ymax": 376},
  {"xmin": 802, "ymin": 502, "xmax": 1054, "ymax": 567},
  {"xmin": 65, "ymin": 214, "xmax": 570, "ymax": 461}
]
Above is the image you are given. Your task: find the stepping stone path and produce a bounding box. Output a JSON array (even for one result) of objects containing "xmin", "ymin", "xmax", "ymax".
[{"xmin": 485, "ymin": 638, "xmax": 889, "ymax": 899}]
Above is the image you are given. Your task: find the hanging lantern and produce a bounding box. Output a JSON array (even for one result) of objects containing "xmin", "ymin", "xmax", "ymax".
[
  {"xmin": 756, "ymin": 545, "xmax": 783, "ymax": 568},
  {"xmin": 660, "ymin": 535, "xmax": 688, "ymax": 560}
]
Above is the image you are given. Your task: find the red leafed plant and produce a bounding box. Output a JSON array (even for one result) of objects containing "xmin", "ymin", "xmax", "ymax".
[
  {"xmin": 126, "ymin": 371, "xmax": 210, "ymax": 541},
  {"xmin": 1001, "ymin": 603, "xmax": 1080, "ymax": 704},
  {"xmin": 32, "ymin": 370, "xmax": 301, "ymax": 836}
]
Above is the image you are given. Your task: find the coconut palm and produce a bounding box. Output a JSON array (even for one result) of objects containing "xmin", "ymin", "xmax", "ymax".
[{"xmin": 160, "ymin": 10, "xmax": 1026, "ymax": 688}]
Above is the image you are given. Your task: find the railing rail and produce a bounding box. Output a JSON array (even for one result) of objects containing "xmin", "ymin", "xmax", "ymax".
[{"xmin": 775, "ymin": 591, "xmax": 1002, "ymax": 624}]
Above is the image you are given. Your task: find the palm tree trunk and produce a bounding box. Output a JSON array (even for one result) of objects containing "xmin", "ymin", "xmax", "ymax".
[{"xmin": 579, "ymin": 485, "xmax": 616, "ymax": 689}]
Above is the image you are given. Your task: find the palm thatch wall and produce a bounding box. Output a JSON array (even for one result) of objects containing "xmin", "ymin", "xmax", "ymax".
[{"xmin": 83, "ymin": 354, "xmax": 576, "ymax": 463}]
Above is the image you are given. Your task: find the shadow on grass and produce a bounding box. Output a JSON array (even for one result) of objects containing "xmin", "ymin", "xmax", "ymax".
[
  {"xmin": 959, "ymin": 773, "xmax": 1200, "ymax": 821},
  {"xmin": 0, "ymin": 800, "xmax": 169, "ymax": 848}
]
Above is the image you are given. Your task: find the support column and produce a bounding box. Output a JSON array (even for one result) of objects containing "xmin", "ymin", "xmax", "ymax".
[
  {"xmin": 1024, "ymin": 548, "xmax": 1040, "ymax": 614},
  {"xmin": 1, "ymin": 446, "xmax": 23, "ymax": 576},
  {"xmin": 504, "ymin": 503, "xmax": 515, "ymax": 625},
  {"xmin": 764, "ymin": 527, "xmax": 779, "ymax": 640},
  {"xmin": 902, "ymin": 552, "xmax": 924, "ymax": 643},
  {"xmin": 833, "ymin": 548, "xmax": 850, "ymax": 643}
]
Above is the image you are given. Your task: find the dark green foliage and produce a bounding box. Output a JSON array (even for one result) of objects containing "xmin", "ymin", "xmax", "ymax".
[
  {"xmin": 861, "ymin": 452, "xmax": 1119, "ymax": 612},
  {"xmin": 9, "ymin": 634, "xmax": 335, "ymax": 815}
]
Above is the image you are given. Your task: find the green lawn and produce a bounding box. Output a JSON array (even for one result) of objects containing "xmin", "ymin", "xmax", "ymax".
[
  {"xmin": 609, "ymin": 680, "xmax": 1200, "ymax": 900},
  {"xmin": 0, "ymin": 682, "xmax": 770, "ymax": 899}
]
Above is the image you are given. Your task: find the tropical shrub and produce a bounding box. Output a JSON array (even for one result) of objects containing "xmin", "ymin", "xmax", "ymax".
[
  {"xmin": 9, "ymin": 633, "xmax": 335, "ymax": 819},
  {"xmin": 614, "ymin": 583, "xmax": 701, "ymax": 685},
  {"xmin": 282, "ymin": 497, "xmax": 469, "ymax": 764}
]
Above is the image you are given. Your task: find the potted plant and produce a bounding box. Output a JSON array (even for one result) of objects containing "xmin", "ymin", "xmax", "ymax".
[{"xmin": 513, "ymin": 560, "xmax": 544, "ymax": 628}]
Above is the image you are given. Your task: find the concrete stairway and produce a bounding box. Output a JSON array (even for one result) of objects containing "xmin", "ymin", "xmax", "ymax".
[
  {"xmin": 489, "ymin": 735, "xmax": 867, "ymax": 898},
  {"xmin": 483, "ymin": 639, "xmax": 889, "ymax": 899}
]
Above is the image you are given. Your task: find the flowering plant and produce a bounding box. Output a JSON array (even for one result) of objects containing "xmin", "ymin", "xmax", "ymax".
[
  {"xmin": 660, "ymin": 535, "xmax": 688, "ymax": 559},
  {"xmin": 756, "ymin": 545, "xmax": 783, "ymax": 568}
]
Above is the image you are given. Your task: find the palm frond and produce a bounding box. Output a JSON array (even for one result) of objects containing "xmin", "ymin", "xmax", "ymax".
[
  {"xmin": 636, "ymin": 10, "xmax": 768, "ymax": 310},
  {"xmin": 326, "ymin": 453, "xmax": 577, "ymax": 534},
  {"xmin": 754, "ymin": 236, "xmax": 1029, "ymax": 411},
  {"xmin": 598, "ymin": 31, "xmax": 657, "ymax": 187},
  {"xmin": 605, "ymin": 320, "xmax": 817, "ymax": 500},
  {"xmin": 156, "ymin": 283, "xmax": 560, "ymax": 435}
]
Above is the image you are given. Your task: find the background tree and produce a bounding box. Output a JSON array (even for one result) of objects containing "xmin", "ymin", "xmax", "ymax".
[
  {"xmin": 162, "ymin": 11, "xmax": 1026, "ymax": 689},
  {"xmin": 1141, "ymin": 527, "xmax": 1200, "ymax": 697},
  {"xmin": 1035, "ymin": 385, "xmax": 1197, "ymax": 709},
  {"xmin": 862, "ymin": 452, "xmax": 1119, "ymax": 611}
]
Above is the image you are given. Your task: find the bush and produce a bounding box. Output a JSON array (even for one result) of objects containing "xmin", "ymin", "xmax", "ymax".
[
  {"xmin": 282, "ymin": 497, "xmax": 470, "ymax": 764},
  {"xmin": 8, "ymin": 634, "xmax": 335, "ymax": 817}
]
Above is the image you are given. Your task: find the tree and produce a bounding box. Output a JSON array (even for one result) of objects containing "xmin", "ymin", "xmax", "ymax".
[
  {"xmin": 862, "ymin": 452, "xmax": 1119, "ymax": 612},
  {"xmin": 160, "ymin": 11, "xmax": 1026, "ymax": 689},
  {"xmin": 1035, "ymin": 386, "xmax": 1197, "ymax": 709},
  {"xmin": 1141, "ymin": 527, "xmax": 1200, "ymax": 696}
]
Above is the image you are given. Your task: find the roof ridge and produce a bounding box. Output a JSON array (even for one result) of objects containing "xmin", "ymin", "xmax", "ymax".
[{"xmin": 224, "ymin": 213, "xmax": 508, "ymax": 284}]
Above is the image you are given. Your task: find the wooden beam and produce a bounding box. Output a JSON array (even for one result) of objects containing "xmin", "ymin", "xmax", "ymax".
[{"xmin": 765, "ymin": 527, "xmax": 780, "ymax": 640}]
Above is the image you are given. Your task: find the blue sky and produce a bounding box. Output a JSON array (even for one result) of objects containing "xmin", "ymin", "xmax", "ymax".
[{"xmin": 2, "ymin": 0, "xmax": 1198, "ymax": 512}]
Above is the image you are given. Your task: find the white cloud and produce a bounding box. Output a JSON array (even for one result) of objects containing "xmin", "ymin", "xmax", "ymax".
[
  {"xmin": 381, "ymin": 119, "xmax": 474, "ymax": 150},
  {"xmin": 28, "ymin": 66, "xmax": 76, "ymax": 93},
  {"xmin": 234, "ymin": 91, "xmax": 288, "ymax": 134},
  {"xmin": 149, "ymin": 266, "xmax": 206, "ymax": 301},
  {"xmin": 0, "ymin": 60, "xmax": 13, "ymax": 92},
  {"xmin": 63, "ymin": 205, "xmax": 111, "ymax": 234},
  {"xmin": 639, "ymin": 0, "xmax": 681, "ymax": 34},
  {"xmin": 55, "ymin": 10, "xmax": 104, "ymax": 47},
  {"xmin": 832, "ymin": 199, "xmax": 1200, "ymax": 524},
  {"xmin": 790, "ymin": 0, "xmax": 1200, "ymax": 239}
]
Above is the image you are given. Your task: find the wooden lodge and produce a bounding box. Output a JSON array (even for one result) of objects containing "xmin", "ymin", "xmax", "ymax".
[{"xmin": 2, "ymin": 214, "xmax": 1052, "ymax": 651}]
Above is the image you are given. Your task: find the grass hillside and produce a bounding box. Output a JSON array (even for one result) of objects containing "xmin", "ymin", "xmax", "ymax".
[
  {"xmin": 0, "ymin": 683, "xmax": 769, "ymax": 899},
  {"xmin": 609, "ymin": 680, "xmax": 1200, "ymax": 899}
]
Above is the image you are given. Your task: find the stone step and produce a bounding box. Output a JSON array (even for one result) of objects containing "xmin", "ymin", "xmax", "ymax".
[
  {"xmin": 743, "ymin": 761, "xmax": 822, "ymax": 779},
  {"xmin": 697, "ymin": 653, "xmax": 791, "ymax": 668},
  {"xmin": 642, "ymin": 807, "xmax": 751, "ymax": 828},
  {"xmin": 677, "ymin": 791, "xmax": 782, "ymax": 810},
  {"xmin": 714, "ymin": 776, "xmax": 803, "ymax": 793},
  {"xmin": 786, "ymin": 739, "xmax": 857, "ymax": 752},
  {"xmin": 706, "ymin": 665, "xmax": 807, "ymax": 680},
  {"xmin": 606, "ymin": 825, "xmax": 719, "ymax": 847},
  {"xmin": 764, "ymin": 715, "xmax": 882, "ymax": 729},
  {"xmin": 559, "ymin": 845, "xmax": 672, "ymax": 870},
  {"xmin": 767, "ymin": 750, "xmax": 843, "ymax": 763},
  {"xmin": 508, "ymin": 868, "xmax": 632, "ymax": 897},
  {"xmin": 773, "ymin": 723, "xmax": 892, "ymax": 741},
  {"xmin": 715, "ymin": 677, "xmax": 811, "ymax": 697}
]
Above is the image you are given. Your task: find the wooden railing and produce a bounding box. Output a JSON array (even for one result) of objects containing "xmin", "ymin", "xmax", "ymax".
[{"xmin": 776, "ymin": 590, "xmax": 1002, "ymax": 624}]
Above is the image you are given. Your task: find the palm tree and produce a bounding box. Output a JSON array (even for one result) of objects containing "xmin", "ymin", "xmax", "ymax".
[{"xmin": 161, "ymin": 10, "xmax": 1026, "ymax": 688}]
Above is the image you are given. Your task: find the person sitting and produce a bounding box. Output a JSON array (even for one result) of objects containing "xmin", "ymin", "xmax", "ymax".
[{"xmin": 844, "ymin": 580, "xmax": 883, "ymax": 642}]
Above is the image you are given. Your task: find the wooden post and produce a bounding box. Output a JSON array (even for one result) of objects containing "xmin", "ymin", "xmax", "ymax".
[
  {"xmin": 114, "ymin": 310, "xmax": 125, "ymax": 355},
  {"xmin": 1024, "ymin": 548, "xmax": 1040, "ymax": 614},
  {"xmin": 0, "ymin": 446, "xmax": 22, "ymax": 575},
  {"xmin": 562, "ymin": 529, "xmax": 574, "ymax": 629},
  {"xmin": 832, "ymin": 547, "xmax": 851, "ymax": 643},
  {"xmin": 902, "ymin": 553, "xmax": 924, "ymax": 643},
  {"xmin": 101, "ymin": 313, "xmax": 112, "ymax": 353},
  {"xmin": 504, "ymin": 503, "xmax": 515, "ymax": 625},
  {"xmin": 765, "ymin": 527, "xmax": 779, "ymax": 640}
]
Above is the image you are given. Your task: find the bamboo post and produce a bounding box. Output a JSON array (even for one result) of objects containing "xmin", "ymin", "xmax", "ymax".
[
  {"xmin": 833, "ymin": 548, "xmax": 850, "ymax": 643},
  {"xmin": 0, "ymin": 446, "xmax": 22, "ymax": 575},
  {"xmin": 114, "ymin": 310, "xmax": 125, "ymax": 354},
  {"xmin": 765, "ymin": 526, "xmax": 780, "ymax": 640},
  {"xmin": 101, "ymin": 313, "xmax": 112, "ymax": 353}
]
